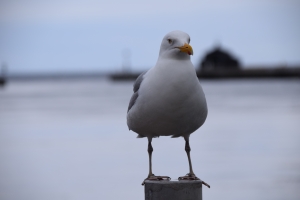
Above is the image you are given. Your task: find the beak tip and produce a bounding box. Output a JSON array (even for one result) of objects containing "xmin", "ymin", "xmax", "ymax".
[{"xmin": 178, "ymin": 43, "xmax": 193, "ymax": 56}]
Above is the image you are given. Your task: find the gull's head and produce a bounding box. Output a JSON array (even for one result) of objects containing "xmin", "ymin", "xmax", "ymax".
[{"xmin": 159, "ymin": 30, "xmax": 193, "ymax": 59}]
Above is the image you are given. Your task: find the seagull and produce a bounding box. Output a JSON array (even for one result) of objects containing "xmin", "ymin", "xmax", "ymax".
[{"xmin": 127, "ymin": 30, "xmax": 209, "ymax": 187}]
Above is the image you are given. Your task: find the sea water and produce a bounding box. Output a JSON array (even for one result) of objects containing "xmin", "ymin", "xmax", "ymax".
[{"xmin": 0, "ymin": 78, "xmax": 299, "ymax": 200}]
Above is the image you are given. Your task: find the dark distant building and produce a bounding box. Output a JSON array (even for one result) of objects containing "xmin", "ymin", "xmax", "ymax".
[
  {"xmin": 199, "ymin": 47, "xmax": 240, "ymax": 71},
  {"xmin": 0, "ymin": 62, "xmax": 7, "ymax": 87}
]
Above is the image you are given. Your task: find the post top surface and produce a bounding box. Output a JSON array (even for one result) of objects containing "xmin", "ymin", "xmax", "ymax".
[{"xmin": 144, "ymin": 180, "xmax": 202, "ymax": 185}]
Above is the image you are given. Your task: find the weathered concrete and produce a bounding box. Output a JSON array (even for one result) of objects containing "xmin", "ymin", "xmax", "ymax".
[{"xmin": 144, "ymin": 180, "xmax": 202, "ymax": 200}]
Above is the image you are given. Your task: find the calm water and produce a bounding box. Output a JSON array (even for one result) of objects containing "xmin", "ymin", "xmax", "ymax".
[{"xmin": 0, "ymin": 78, "xmax": 299, "ymax": 200}]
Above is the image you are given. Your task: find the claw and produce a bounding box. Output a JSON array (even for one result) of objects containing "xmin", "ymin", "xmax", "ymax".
[{"xmin": 201, "ymin": 180, "xmax": 210, "ymax": 188}]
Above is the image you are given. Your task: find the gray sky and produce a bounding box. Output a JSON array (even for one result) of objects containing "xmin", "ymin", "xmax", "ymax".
[{"xmin": 0, "ymin": 0, "xmax": 300, "ymax": 74}]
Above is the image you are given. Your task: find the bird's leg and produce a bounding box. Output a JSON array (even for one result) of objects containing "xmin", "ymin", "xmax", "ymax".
[
  {"xmin": 179, "ymin": 137, "xmax": 210, "ymax": 188},
  {"xmin": 182, "ymin": 139, "xmax": 197, "ymax": 178},
  {"xmin": 141, "ymin": 138, "xmax": 171, "ymax": 185},
  {"xmin": 147, "ymin": 140, "xmax": 154, "ymax": 178},
  {"xmin": 185, "ymin": 140, "xmax": 196, "ymax": 177}
]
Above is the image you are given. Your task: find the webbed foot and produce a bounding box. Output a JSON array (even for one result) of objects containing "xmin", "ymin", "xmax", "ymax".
[
  {"xmin": 178, "ymin": 173, "xmax": 210, "ymax": 188},
  {"xmin": 142, "ymin": 174, "xmax": 171, "ymax": 185}
]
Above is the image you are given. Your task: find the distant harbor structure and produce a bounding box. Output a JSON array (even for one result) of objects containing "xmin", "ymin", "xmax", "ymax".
[
  {"xmin": 0, "ymin": 62, "xmax": 7, "ymax": 86},
  {"xmin": 122, "ymin": 48, "xmax": 132, "ymax": 73},
  {"xmin": 199, "ymin": 46, "xmax": 240, "ymax": 71},
  {"xmin": 109, "ymin": 45, "xmax": 300, "ymax": 80},
  {"xmin": 197, "ymin": 46, "xmax": 300, "ymax": 78}
]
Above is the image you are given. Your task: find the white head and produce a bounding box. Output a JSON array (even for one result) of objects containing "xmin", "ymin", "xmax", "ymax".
[{"xmin": 159, "ymin": 30, "xmax": 193, "ymax": 60}]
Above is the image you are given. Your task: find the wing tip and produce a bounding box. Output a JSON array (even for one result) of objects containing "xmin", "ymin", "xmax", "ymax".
[{"xmin": 137, "ymin": 134, "xmax": 146, "ymax": 138}]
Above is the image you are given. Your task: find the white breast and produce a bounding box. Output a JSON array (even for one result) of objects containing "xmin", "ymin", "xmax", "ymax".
[{"xmin": 127, "ymin": 58, "xmax": 207, "ymax": 138}]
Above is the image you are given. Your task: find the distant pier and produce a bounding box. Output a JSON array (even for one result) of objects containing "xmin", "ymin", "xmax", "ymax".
[
  {"xmin": 0, "ymin": 63, "xmax": 7, "ymax": 86},
  {"xmin": 109, "ymin": 67, "xmax": 300, "ymax": 81},
  {"xmin": 0, "ymin": 77, "xmax": 5, "ymax": 86}
]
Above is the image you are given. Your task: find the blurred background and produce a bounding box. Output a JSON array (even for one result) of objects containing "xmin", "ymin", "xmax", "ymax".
[{"xmin": 0, "ymin": 0, "xmax": 300, "ymax": 200}]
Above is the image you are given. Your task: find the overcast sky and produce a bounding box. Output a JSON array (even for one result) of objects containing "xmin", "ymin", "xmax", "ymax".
[{"xmin": 0, "ymin": 0, "xmax": 299, "ymax": 74}]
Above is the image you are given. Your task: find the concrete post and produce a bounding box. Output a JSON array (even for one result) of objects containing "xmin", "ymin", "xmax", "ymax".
[{"xmin": 144, "ymin": 180, "xmax": 202, "ymax": 200}]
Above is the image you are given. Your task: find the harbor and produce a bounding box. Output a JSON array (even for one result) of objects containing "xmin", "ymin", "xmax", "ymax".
[
  {"xmin": 110, "ymin": 47, "xmax": 300, "ymax": 80},
  {"xmin": 1, "ymin": 78, "xmax": 299, "ymax": 200}
]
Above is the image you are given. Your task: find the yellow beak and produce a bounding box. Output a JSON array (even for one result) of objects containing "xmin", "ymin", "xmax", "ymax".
[{"xmin": 177, "ymin": 43, "xmax": 193, "ymax": 55}]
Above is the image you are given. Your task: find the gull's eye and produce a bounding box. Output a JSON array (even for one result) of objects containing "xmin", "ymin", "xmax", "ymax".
[
  {"xmin": 188, "ymin": 38, "xmax": 190, "ymax": 44},
  {"xmin": 168, "ymin": 39, "xmax": 172, "ymax": 44}
]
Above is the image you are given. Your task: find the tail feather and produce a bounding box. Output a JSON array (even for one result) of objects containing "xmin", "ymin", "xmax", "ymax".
[{"xmin": 137, "ymin": 134, "xmax": 146, "ymax": 138}]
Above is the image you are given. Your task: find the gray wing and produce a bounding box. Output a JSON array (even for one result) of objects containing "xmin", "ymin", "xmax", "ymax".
[
  {"xmin": 127, "ymin": 71, "xmax": 147, "ymax": 113},
  {"xmin": 127, "ymin": 93, "xmax": 138, "ymax": 113},
  {"xmin": 133, "ymin": 71, "xmax": 146, "ymax": 93}
]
